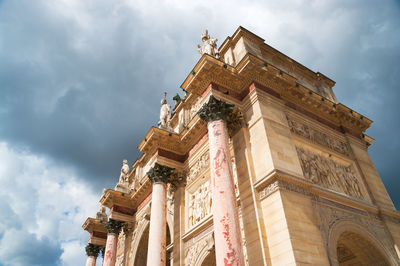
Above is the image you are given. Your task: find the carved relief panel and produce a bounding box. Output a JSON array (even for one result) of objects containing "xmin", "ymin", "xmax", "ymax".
[
  {"xmin": 187, "ymin": 180, "xmax": 212, "ymax": 228},
  {"xmin": 186, "ymin": 149, "xmax": 240, "ymax": 230},
  {"xmin": 296, "ymin": 146, "xmax": 366, "ymax": 200},
  {"xmin": 187, "ymin": 152, "xmax": 209, "ymax": 185},
  {"xmin": 287, "ymin": 116, "xmax": 351, "ymax": 157}
]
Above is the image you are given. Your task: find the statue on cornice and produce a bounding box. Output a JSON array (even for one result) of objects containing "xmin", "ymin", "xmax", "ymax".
[
  {"xmin": 96, "ymin": 204, "xmax": 107, "ymax": 222},
  {"xmin": 115, "ymin": 159, "xmax": 131, "ymax": 193},
  {"xmin": 197, "ymin": 29, "xmax": 220, "ymax": 59},
  {"xmin": 119, "ymin": 159, "xmax": 130, "ymax": 183},
  {"xmin": 159, "ymin": 92, "xmax": 172, "ymax": 131}
]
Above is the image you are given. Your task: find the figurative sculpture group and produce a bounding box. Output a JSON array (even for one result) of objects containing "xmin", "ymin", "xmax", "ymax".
[
  {"xmin": 296, "ymin": 146, "xmax": 363, "ymax": 199},
  {"xmin": 188, "ymin": 181, "xmax": 212, "ymax": 227}
]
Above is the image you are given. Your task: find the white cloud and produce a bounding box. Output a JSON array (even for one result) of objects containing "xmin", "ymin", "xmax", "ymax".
[{"xmin": 0, "ymin": 142, "xmax": 100, "ymax": 265}]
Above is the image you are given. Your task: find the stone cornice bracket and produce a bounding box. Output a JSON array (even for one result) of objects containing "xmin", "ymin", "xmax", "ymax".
[
  {"xmin": 146, "ymin": 162, "xmax": 175, "ymax": 184},
  {"xmin": 85, "ymin": 243, "xmax": 102, "ymax": 257},
  {"xmin": 197, "ymin": 95, "xmax": 235, "ymax": 122},
  {"xmin": 105, "ymin": 219, "xmax": 124, "ymax": 235}
]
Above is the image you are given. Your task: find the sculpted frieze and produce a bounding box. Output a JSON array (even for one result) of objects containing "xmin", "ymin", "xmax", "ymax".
[
  {"xmin": 188, "ymin": 180, "xmax": 212, "ymax": 228},
  {"xmin": 287, "ymin": 117, "xmax": 351, "ymax": 156},
  {"xmin": 296, "ymin": 146, "xmax": 364, "ymax": 199},
  {"xmin": 187, "ymin": 152, "xmax": 210, "ymax": 184}
]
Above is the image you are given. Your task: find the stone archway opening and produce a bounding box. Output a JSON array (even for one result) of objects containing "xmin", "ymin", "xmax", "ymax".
[
  {"xmin": 134, "ymin": 224, "xmax": 150, "ymax": 266},
  {"xmin": 166, "ymin": 224, "xmax": 172, "ymax": 266},
  {"xmin": 200, "ymin": 247, "xmax": 216, "ymax": 266},
  {"xmin": 133, "ymin": 223, "xmax": 172, "ymax": 266},
  {"xmin": 336, "ymin": 231, "xmax": 389, "ymax": 266}
]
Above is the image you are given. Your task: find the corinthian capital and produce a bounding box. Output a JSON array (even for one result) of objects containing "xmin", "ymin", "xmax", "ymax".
[
  {"xmin": 85, "ymin": 243, "xmax": 102, "ymax": 257},
  {"xmin": 105, "ymin": 219, "xmax": 124, "ymax": 234},
  {"xmin": 146, "ymin": 163, "xmax": 175, "ymax": 184},
  {"xmin": 197, "ymin": 95, "xmax": 235, "ymax": 122}
]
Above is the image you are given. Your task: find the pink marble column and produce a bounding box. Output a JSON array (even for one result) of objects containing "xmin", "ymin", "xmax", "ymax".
[
  {"xmin": 85, "ymin": 243, "xmax": 101, "ymax": 266},
  {"xmin": 86, "ymin": 256, "xmax": 96, "ymax": 266},
  {"xmin": 146, "ymin": 163, "xmax": 175, "ymax": 266},
  {"xmin": 198, "ymin": 95, "xmax": 245, "ymax": 266},
  {"xmin": 103, "ymin": 219, "xmax": 124, "ymax": 266}
]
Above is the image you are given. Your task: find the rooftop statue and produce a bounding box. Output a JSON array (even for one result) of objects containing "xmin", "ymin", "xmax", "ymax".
[
  {"xmin": 159, "ymin": 92, "xmax": 172, "ymax": 131},
  {"xmin": 197, "ymin": 30, "xmax": 220, "ymax": 59}
]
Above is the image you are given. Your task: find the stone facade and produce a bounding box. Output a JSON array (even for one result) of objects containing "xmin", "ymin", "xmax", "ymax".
[{"xmin": 82, "ymin": 27, "xmax": 400, "ymax": 265}]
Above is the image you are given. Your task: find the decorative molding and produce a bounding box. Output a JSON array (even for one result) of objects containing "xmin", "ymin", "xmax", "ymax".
[
  {"xmin": 105, "ymin": 219, "xmax": 124, "ymax": 235},
  {"xmin": 198, "ymin": 95, "xmax": 235, "ymax": 122},
  {"xmin": 185, "ymin": 232, "xmax": 215, "ymax": 266},
  {"xmin": 296, "ymin": 146, "xmax": 365, "ymax": 199},
  {"xmin": 85, "ymin": 243, "xmax": 102, "ymax": 257},
  {"xmin": 146, "ymin": 163, "xmax": 175, "ymax": 184},
  {"xmin": 237, "ymin": 201, "xmax": 249, "ymax": 265},
  {"xmin": 381, "ymin": 214, "xmax": 400, "ymax": 225},
  {"xmin": 312, "ymin": 199, "xmax": 398, "ymax": 262},
  {"xmin": 259, "ymin": 179, "xmax": 310, "ymax": 200},
  {"xmin": 287, "ymin": 116, "xmax": 351, "ymax": 157}
]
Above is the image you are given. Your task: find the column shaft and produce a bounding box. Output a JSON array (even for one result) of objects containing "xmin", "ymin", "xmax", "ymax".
[
  {"xmin": 103, "ymin": 233, "xmax": 118, "ymax": 266},
  {"xmin": 147, "ymin": 182, "xmax": 167, "ymax": 266},
  {"xmin": 208, "ymin": 119, "xmax": 244, "ymax": 266},
  {"xmin": 86, "ymin": 256, "xmax": 97, "ymax": 266}
]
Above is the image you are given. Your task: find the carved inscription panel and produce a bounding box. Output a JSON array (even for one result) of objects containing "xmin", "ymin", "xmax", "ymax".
[{"xmin": 296, "ymin": 146, "xmax": 365, "ymax": 199}]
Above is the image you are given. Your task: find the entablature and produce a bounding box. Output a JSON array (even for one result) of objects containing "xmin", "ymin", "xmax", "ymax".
[
  {"xmin": 82, "ymin": 217, "xmax": 107, "ymax": 234},
  {"xmin": 82, "ymin": 217, "xmax": 107, "ymax": 246},
  {"xmin": 181, "ymin": 50, "xmax": 371, "ymax": 138}
]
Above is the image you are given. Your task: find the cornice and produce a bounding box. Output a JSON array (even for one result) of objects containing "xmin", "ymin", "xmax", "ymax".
[
  {"xmin": 82, "ymin": 217, "xmax": 107, "ymax": 234},
  {"xmin": 100, "ymin": 189, "xmax": 134, "ymax": 209}
]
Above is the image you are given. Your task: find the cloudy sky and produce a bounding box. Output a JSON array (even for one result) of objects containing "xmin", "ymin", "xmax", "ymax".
[{"xmin": 1, "ymin": 0, "xmax": 399, "ymax": 265}]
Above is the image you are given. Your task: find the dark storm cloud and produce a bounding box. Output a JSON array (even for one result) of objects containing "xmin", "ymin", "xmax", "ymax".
[{"xmin": 0, "ymin": 0, "xmax": 206, "ymax": 191}]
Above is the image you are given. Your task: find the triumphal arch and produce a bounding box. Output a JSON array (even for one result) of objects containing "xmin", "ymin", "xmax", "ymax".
[{"xmin": 82, "ymin": 27, "xmax": 400, "ymax": 265}]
